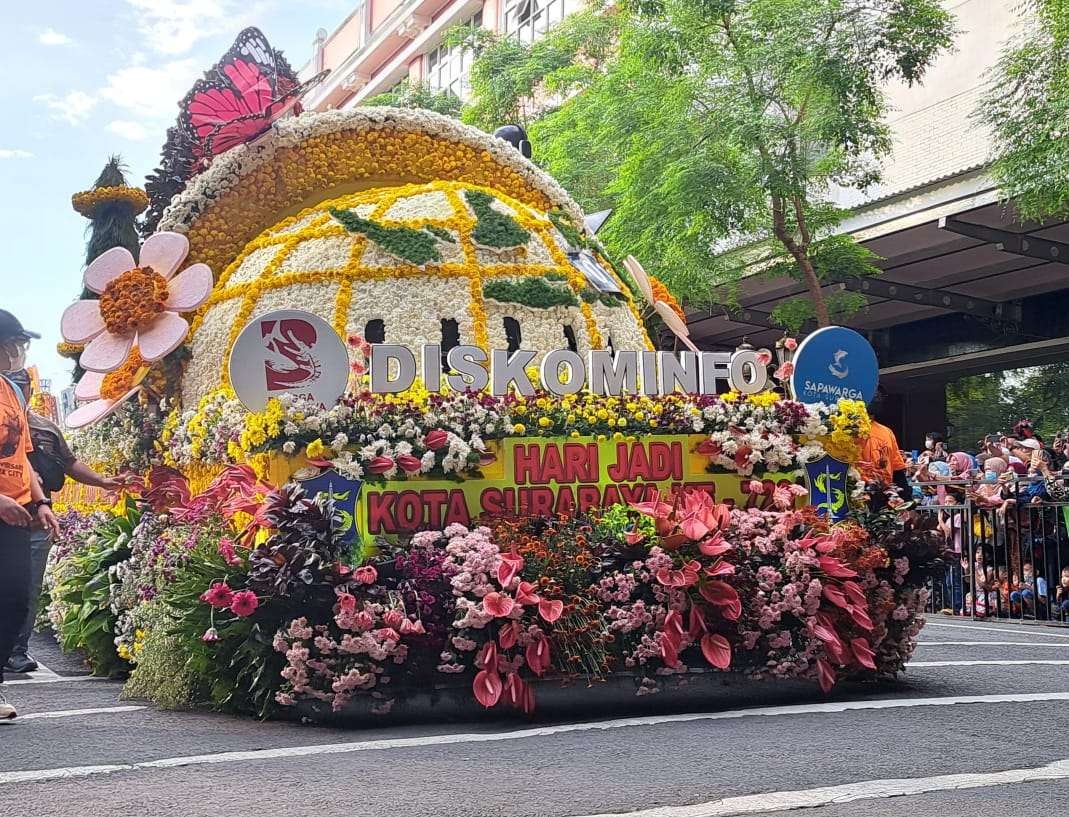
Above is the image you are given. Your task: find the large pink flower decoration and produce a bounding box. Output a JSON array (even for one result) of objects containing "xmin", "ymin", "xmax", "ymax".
[
  {"xmin": 60, "ymin": 232, "xmax": 213, "ymax": 373},
  {"xmin": 65, "ymin": 350, "xmax": 149, "ymax": 429}
]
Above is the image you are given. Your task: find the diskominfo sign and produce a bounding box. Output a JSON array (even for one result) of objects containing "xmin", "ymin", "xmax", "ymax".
[{"xmin": 270, "ymin": 435, "xmax": 797, "ymax": 537}]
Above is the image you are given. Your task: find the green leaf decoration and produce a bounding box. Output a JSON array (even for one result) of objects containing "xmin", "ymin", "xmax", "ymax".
[
  {"xmin": 580, "ymin": 288, "xmax": 626, "ymax": 307},
  {"xmin": 330, "ymin": 207, "xmax": 442, "ymax": 266},
  {"xmin": 484, "ymin": 277, "xmax": 579, "ymax": 308},
  {"xmin": 424, "ymin": 224, "xmax": 457, "ymax": 244},
  {"xmin": 465, "ymin": 189, "xmax": 530, "ymax": 248},
  {"xmin": 548, "ymin": 209, "xmax": 587, "ymax": 250}
]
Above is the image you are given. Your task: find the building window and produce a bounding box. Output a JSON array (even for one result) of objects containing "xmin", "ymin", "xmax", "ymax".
[
  {"xmin": 365, "ymin": 319, "xmax": 385, "ymax": 343},
  {"xmin": 426, "ymin": 8, "xmax": 483, "ymax": 100},
  {"xmin": 504, "ymin": 0, "xmax": 578, "ymax": 44},
  {"xmin": 503, "ymin": 317, "xmax": 522, "ymax": 354}
]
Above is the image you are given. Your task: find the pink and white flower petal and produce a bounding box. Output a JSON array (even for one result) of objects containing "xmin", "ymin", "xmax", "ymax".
[
  {"xmin": 166, "ymin": 263, "xmax": 213, "ymax": 311},
  {"xmin": 74, "ymin": 370, "xmax": 106, "ymax": 401},
  {"xmin": 60, "ymin": 300, "xmax": 107, "ymax": 344},
  {"xmin": 136, "ymin": 312, "xmax": 189, "ymax": 362},
  {"xmin": 138, "ymin": 232, "xmax": 190, "ymax": 280},
  {"xmin": 65, "ymin": 388, "xmax": 140, "ymax": 429},
  {"xmin": 84, "ymin": 247, "xmax": 135, "ymax": 294},
  {"xmin": 80, "ymin": 331, "xmax": 134, "ymax": 373}
]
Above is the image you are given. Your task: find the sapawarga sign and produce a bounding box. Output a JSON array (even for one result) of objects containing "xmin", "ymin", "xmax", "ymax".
[{"xmin": 335, "ymin": 435, "xmax": 798, "ymax": 537}]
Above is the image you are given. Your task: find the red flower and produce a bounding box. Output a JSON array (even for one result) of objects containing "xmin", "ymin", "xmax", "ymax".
[
  {"xmin": 816, "ymin": 657, "xmax": 837, "ymax": 693},
  {"xmin": 473, "ymin": 669, "xmax": 503, "ymax": 708},
  {"xmin": 367, "ymin": 456, "xmax": 395, "ymax": 475},
  {"xmin": 229, "ymin": 589, "xmax": 259, "ymax": 617},
  {"xmin": 498, "ymin": 620, "xmax": 521, "ymax": 649},
  {"xmin": 497, "ymin": 553, "xmax": 525, "ymax": 587},
  {"xmin": 482, "ymin": 592, "xmax": 515, "ymax": 618},
  {"xmin": 383, "ymin": 609, "xmax": 405, "ymax": 630},
  {"xmin": 424, "ymin": 429, "xmax": 449, "ymax": 451},
  {"xmin": 399, "ymin": 618, "xmax": 426, "ymax": 636},
  {"xmin": 733, "ymin": 444, "xmax": 753, "ymax": 469},
  {"xmin": 354, "ymin": 565, "xmax": 378, "ymax": 585},
  {"xmin": 698, "ymin": 580, "xmax": 741, "ymax": 620},
  {"xmin": 818, "ymin": 556, "xmax": 857, "ymax": 579},
  {"xmin": 200, "ymin": 582, "xmax": 234, "ymax": 609},
  {"xmin": 695, "ymin": 439, "xmax": 722, "ymax": 458},
  {"xmin": 336, "ymin": 591, "xmax": 357, "ymax": 613},
  {"xmin": 701, "ymin": 633, "xmax": 732, "ymax": 670},
  {"xmin": 850, "ymin": 637, "xmax": 877, "ymax": 670},
  {"xmin": 479, "ymin": 640, "xmax": 499, "ymax": 673},
  {"xmin": 538, "ymin": 598, "xmax": 564, "ymax": 623},
  {"xmin": 201, "ymin": 627, "xmax": 220, "ymax": 643},
  {"xmin": 396, "ymin": 454, "xmax": 422, "ymax": 474},
  {"xmin": 525, "ymin": 636, "xmax": 551, "ymax": 676}
]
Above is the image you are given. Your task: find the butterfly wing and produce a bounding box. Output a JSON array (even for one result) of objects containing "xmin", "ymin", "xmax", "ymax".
[{"xmin": 623, "ymin": 255, "xmax": 655, "ymax": 304}]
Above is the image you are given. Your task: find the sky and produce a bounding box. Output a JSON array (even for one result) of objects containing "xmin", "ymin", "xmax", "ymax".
[{"xmin": 0, "ymin": 0, "xmax": 354, "ymax": 393}]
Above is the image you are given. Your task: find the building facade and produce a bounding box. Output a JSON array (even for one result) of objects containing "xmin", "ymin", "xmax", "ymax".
[{"xmin": 301, "ymin": 0, "xmax": 584, "ymax": 111}]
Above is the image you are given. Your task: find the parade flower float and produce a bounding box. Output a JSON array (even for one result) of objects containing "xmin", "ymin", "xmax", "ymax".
[{"xmin": 44, "ymin": 28, "xmax": 946, "ymax": 722}]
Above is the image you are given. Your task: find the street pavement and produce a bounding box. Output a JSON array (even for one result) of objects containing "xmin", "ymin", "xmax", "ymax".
[{"xmin": 2, "ymin": 617, "xmax": 1068, "ymax": 817}]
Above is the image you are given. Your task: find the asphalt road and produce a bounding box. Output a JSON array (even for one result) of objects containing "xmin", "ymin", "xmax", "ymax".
[{"xmin": 2, "ymin": 617, "xmax": 1068, "ymax": 817}]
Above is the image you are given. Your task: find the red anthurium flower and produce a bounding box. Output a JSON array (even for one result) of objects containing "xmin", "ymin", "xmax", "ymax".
[
  {"xmin": 482, "ymin": 592, "xmax": 515, "ymax": 618},
  {"xmin": 660, "ymin": 634, "xmax": 680, "ymax": 668},
  {"xmin": 663, "ymin": 610, "xmax": 685, "ymax": 649},
  {"xmin": 850, "ymin": 604, "xmax": 874, "ymax": 631},
  {"xmin": 399, "ymin": 618, "xmax": 425, "ymax": 636},
  {"xmin": 497, "ymin": 553, "xmax": 525, "ymax": 587},
  {"xmin": 396, "ymin": 454, "xmax": 423, "ymax": 474},
  {"xmin": 698, "ymin": 534, "xmax": 732, "ymax": 557},
  {"xmin": 699, "ymin": 580, "xmax": 742, "ymax": 620},
  {"xmin": 478, "ymin": 640, "xmax": 499, "ymax": 673},
  {"xmin": 850, "ymin": 637, "xmax": 877, "ymax": 670},
  {"xmin": 841, "ymin": 581, "xmax": 867, "ymax": 608},
  {"xmin": 687, "ymin": 605, "xmax": 708, "ymax": 638},
  {"xmin": 695, "ymin": 439, "xmax": 722, "ymax": 458},
  {"xmin": 367, "ymin": 455, "xmax": 396, "ymax": 474},
  {"xmin": 822, "ymin": 584, "xmax": 850, "ymax": 610},
  {"xmin": 624, "ymin": 529, "xmax": 647, "ymax": 546},
  {"xmin": 479, "ymin": 451, "xmax": 498, "ymax": 467},
  {"xmin": 629, "ymin": 493, "xmax": 675, "ymax": 536},
  {"xmin": 473, "ymin": 669, "xmax": 503, "ymax": 708},
  {"xmin": 755, "ymin": 349, "xmax": 773, "ymax": 366},
  {"xmin": 815, "ymin": 658, "xmax": 837, "ymax": 694},
  {"xmin": 514, "ymin": 581, "xmax": 541, "ymax": 606},
  {"xmin": 498, "ymin": 620, "xmax": 521, "ymax": 649},
  {"xmin": 701, "ymin": 634, "xmax": 732, "ymax": 670},
  {"xmin": 538, "ymin": 598, "xmax": 564, "ymax": 623},
  {"xmin": 734, "ymin": 444, "xmax": 753, "ymax": 468},
  {"xmin": 521, "ymin": 682, "xmax": 536, "ymax": 714},
  {"xmin": 424, "ymin": 429, "xmax": 449, "ymax": 451},
  {"xmin": 504, "ymin": 672, "xmax": 526, "ymax": 709},
  {"xmin": 526, "ymin": 636, "xmax": 551, "ymax": 676},
  {"xmin": 822, "ymin": 633, "xmax": 847, "ymax": 664},
  {"xmin": 703, "ymin": 560, "xmax": 735, "ymax": 578},
  {"xmin": 818, "ymin": 556, "xmax": 857, "ymax": 579}
]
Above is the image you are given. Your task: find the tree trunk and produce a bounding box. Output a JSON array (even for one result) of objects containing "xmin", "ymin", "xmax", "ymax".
[{"xmin": 794, "ymin": 250, "xmax": 830, "ymax": 327}]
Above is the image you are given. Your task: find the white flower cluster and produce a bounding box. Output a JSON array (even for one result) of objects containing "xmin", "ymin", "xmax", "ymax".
[{"xmin": 158, "ymin": 107, "xmax": 585, "ymax": 234}]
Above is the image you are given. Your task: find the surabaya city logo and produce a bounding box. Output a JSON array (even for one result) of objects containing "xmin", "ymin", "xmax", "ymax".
[
  {"xmin": 828, "ymin": 349, "xmax": 849, "ymax": 380},
  {"xmin": 261, "ymin": 318, "xmax": 321, "ymax": 391}
]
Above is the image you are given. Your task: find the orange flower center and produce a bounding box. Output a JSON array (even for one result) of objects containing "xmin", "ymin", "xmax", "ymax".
[
  {"xmin": 99, "ymin": 266, "xmax": 169, "ymax": 335},
  {"xmin": 100, "ymin": 350, "xmax": 145, "ymax": 401},
  {"xmin": 650, "ymin": 277, "xmax": 685, "ymax": 322}
]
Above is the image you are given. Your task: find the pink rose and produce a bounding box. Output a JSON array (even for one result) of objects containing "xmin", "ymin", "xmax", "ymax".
[
  {"xmin": 396, "ymin": 454, "xmax": 422, "ymax": 474},
  {"xmin": 354, "ymin": 565, "xmax": 378, "ymax": 585},
  {"xmin": 784, "ymin": 337, "xmax": 798, "ymax": 351},
  {"xmin": 367, "ymin": 456, "xmax": 395, "ymax": 475},
  {"xmin": 229, "ymin": 590, "xmax": 259, "ymax": 617},
  {"xmin": 200, "ymin": 582, "xmax": 234, "ymax": 610},
  {"xmin": 424, "ymin": 429, "xmax": 448, "ymax": 451}
]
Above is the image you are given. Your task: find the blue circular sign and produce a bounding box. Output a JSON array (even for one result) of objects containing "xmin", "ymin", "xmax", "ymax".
[{"xmin": 789, "ymin": 326, "xmax": 879, "ymax": 406}]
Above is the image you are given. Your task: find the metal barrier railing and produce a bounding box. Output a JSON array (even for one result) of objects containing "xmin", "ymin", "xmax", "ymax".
[{"xmin": 912, "ymin": 477, "xmax": 1069, "ymax": 626}]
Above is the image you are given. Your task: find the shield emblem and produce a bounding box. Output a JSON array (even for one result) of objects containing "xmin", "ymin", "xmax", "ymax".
[
  {"xmin": 298, "ymin": 469, "xmax": 363, "ymax": 544},
  {"xmin": 804, "ymin": 455, "xmax": 850, "ymax": 522}
]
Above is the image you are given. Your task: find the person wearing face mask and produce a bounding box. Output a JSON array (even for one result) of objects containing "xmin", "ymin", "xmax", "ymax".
[
  {"xmin": 0, "ymin": 309, "xmax": 59, "ymax": 722},
  {"xmin": 918, "ymin": 432, "xmax": 947, "ymax": 465}
]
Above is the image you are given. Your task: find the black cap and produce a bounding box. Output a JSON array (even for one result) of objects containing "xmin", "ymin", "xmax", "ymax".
[{"xmin": 0, "ymin": 309, "xmax": 40, "ymax": 341}]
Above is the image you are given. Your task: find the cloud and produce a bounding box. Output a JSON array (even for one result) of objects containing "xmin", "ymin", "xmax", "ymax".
[
  {"xmin": 0, "ymin": 149, "xmax": 34, "ymax": 159},
  {"xmin": 33, "ymin": 91, "xmax": 97, "ymax": 126},
  {"xmin": 126, "ymin": 0, "xmax": 228, "ymax": 55},
  {"xmin": 38, "ymin": 28, "xmax": 72, "ymax": 46},
  {"xmin": 99, "ymin": 59, "xmax": 200, "ymax": 120},
  {"xmin": 108, "ymin": 120, "xmax": 150, "ymax": 141}
]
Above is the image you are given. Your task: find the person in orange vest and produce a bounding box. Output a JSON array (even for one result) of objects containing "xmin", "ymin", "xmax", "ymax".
[{"xmin": 861, "ymin": 385, "xmax": 910, "ymax": 506}]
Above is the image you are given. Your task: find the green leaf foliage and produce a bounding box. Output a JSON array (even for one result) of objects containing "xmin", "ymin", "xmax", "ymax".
[
  {"xmin": 483, "ymin": 277, "xmax": 579, "ymax": 308},
  {"xmin": 330, "ymin": 208, "xmax": 442, "ymax": 266},
  {"xmin": 978, "ymin": 0, "xmax": 1069, "ymax": 220},
  {"xmin": 465, "ymin": 189, "xmax": 531, "ymax": 248},
  {"xmin": 459, "ymin": 1, "xmax": 953, "ymax": 324},
  {"xmin": 363, "ymin": 78, "xmax": 463, "ymax": 118}
]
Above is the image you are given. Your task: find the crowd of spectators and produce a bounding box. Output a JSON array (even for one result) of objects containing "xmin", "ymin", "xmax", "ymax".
[{"xmin": 902, "ymin": 420, "xmax": 1069, "ymax": 621}]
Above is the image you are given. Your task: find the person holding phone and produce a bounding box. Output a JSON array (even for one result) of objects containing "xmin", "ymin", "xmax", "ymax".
[{"xmin": 0, "ymin": 310, "xmax": 59, "ymax": 722}]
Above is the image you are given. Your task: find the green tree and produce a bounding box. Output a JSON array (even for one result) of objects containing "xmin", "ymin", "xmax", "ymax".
[
  {"xmin": 456, "ymin": 1, "xmax": 954, "ymax": 324},
  {"xmin": 978, "ymin": 0, "xmax": 1069, "ymax": 220},
  {"xmin": 363, "ymin": 79, "xmax": 463, "ymax": 118}
]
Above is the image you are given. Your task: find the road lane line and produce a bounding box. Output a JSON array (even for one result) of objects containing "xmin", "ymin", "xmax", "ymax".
[
  {"xmin": 21, "ymin": 706, "xmax": 146, "ymax": 721},
  {"xmin": 5, "ymin": 675, "xmax": 112, "ymax": 686},
  {"xmin": 571, "ymin": 758, "xmax": 1069, "ymax": 817},
  {"xmin": 3, "ymin": 692, "xmax": 1068, "ymax": 785},
  {"xmin": 924, "ymin": 621, "xmax": 1069, "ymax": 638},
  {"xmin": 918, "ymin": 641, "xmax": 1069, "ymax": 647},
  {"xmin": 910, "ymin": 660, "xmax": 1069, "ymax": 667}
]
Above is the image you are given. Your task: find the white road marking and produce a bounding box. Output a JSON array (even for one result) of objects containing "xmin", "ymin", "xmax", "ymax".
[
  {"xmin": 911, "ymin": 660, "xmax": 1069, "ymax": 667},
  {"xmin": 924, "ymin": 621, "xmax": 1069, "ymax": 638},
  {"xmin": 918, "ymin": 641, "xmax": 1069, "ymax": 647},
  {"xmin": 4, "ymin": 675, "xmax": 111, "ymax": 686},
  {"xmin": 20, "ymin": 706, "xmax": 146, "ymax": 721},
  {"xmin": 27, "ymin": 661, "xmax": 60, "ymax": 680},
  {"xmin": 2, "ymin": 692, "xmax": 1068, "ymax": 785},
  {"xmin": 571, "ymin": 758, "xmax": 1069, "ymax": 817}
]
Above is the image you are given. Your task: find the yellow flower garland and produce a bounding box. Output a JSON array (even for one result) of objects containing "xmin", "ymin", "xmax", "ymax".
[{"xmin": 72, "ymin": 186, "xmax": 149, "ymax": 218}]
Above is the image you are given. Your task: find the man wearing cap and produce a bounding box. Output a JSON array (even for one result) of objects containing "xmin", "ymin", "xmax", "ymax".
[
  {"xmin": 1, "ymin": 368, "xmax": 122, "ymax": 675},
  {"xmin": 0, "ymin": 309, "xmax": 60, "ymax": 722}
]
